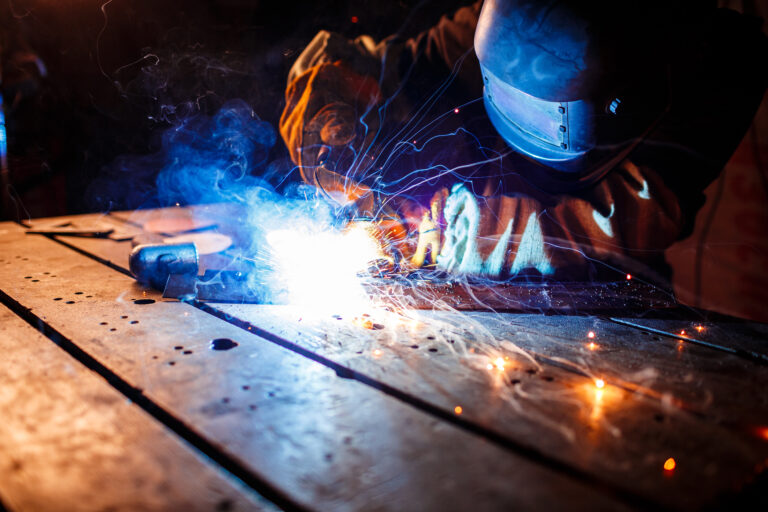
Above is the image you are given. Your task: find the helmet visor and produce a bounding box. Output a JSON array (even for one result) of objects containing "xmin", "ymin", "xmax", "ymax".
[{"xmin": 483, "ymin": 66, "xmax": 595, "ymax": 166}]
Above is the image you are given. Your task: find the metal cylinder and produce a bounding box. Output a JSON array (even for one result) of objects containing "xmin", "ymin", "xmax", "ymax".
[{"xmin": 129, "ymin": 243, "xmax": 198, "ymax": 289}]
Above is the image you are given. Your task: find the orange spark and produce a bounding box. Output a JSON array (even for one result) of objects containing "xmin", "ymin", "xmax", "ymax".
[
  {"xmin": 664, "ymin": 458, "xmax": 676, "ymax": 471},
  {"xmin": 626, "ymin": 273, "xmax": 632, "ymax": 280},
  {"xmin": 587, "ymin": 342, "xmax": 598, "ymax": 351},
  {"xmin": 695, "ymin": 325, "xmax": 704, "ymax": 333},
  {"xmin": 454, "ymin": 406, "xmax": 463, "ymax": 415}
]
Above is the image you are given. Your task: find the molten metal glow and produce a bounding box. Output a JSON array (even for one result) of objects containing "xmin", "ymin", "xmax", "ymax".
[
  {"xmin": 664, "ymin": 457, "xmax": 676, "ymax": 471},
  {"xmin": 594, "ymin": 379, "xmax": 605, "ymax": 389},
  {"xmin": 266, "ymin": 224, "xmax": 383, "ymax": 313}
]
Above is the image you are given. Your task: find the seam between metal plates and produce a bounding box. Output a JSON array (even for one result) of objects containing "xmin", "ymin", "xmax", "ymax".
[{"xmin": 607, "ymin": 317, "xmax": 768, "ymax": 365}]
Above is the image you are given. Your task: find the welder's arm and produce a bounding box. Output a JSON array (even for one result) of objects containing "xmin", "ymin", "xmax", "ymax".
[
  {"xmin": 279, "ymin": 2, "xmax": 482, "ymax": 204},
  {"xmin": 279, "ymin": 58, "xmax": 383, "ymax": 206}
]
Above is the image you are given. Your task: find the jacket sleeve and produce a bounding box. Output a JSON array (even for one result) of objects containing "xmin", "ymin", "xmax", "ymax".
[{"xmin": 279, "ymin": 2, "xmax": 483, "ymax": 195}]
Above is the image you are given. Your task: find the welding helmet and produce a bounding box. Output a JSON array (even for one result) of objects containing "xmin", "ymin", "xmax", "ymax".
[{"xmin": 475, "ymin": 0, "xmax": 676, "ymax": 188}]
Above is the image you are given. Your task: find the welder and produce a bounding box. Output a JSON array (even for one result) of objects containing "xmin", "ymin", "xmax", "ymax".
[{"xmin": 279, "ymin": 0, "xmax": 767, "ymax": 282}]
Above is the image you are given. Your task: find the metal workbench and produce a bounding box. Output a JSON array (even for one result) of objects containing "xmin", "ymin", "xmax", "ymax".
[{"xmin": 1, "ymin": 205, "xmax": 767, "ymax": 511}]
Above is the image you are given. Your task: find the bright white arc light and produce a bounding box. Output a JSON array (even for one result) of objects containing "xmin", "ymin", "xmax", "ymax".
[{"xmin": 266, "ymin": 225, "xmax": 382, "ymax": 313}]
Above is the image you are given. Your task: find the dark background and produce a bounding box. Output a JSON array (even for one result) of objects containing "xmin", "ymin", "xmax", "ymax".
[{"xmin": 0, "ymin": 0, "xmax": 474, "ymax": 218}]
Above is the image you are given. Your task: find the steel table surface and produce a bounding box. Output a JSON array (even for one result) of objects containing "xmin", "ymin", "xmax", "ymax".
[{"xmin": 1, "ymin": 206, "xmax": 767, "ymax": 511}]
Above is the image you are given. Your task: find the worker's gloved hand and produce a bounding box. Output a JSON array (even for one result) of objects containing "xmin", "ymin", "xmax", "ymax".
[
  {"xmin": 306, "ymin": 102, "xmax": 361, "ymax": 172},
  {"xmin": 281, "ymin": 62, "xmax": 381, "ymax": 190}
]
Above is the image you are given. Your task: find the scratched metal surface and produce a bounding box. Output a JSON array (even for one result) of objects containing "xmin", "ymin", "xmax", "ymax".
[
  {"xmin": 12, "ymin": 208, "xmax": 768, "ymax": 510},
  {"xmin": 0, "ymin": 221, "xmax": 631, "ymax": 511},
  {"xmin": 0, "ymin": 302, "xmax": 271, "ymax": 512},
  {"xmin": 210, "ymin": 303, "xmax": 768, "ymax": 509}
]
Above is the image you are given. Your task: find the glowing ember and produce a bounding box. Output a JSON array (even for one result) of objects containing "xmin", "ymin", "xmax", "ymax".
[
  {"xmin": 595, "ymin": 379, "xmax": 605, "ymax": 389},
  {"xmin": 679, "ymin": 330, "xmax": 686, "ymax": 336},
  {"xmin": 494, "ymin": 357, "xmax": 505, "ymax": 371},
  {"xmin": 695, "ymin": 325, "xmax": 704, "ymax": 333},
  {"xmin": 266, "ymin": 224, "xmax": 384, "ymax": 313},
  {"xmin": 587, "ymin": 331, "xmax": 596, "ymax": 339},
  {"xmin": 587, "ymin": 342, "xmax": 598, "ymax": 351},
  {"xmin": 664, "ymin": 457, "xmax": 676, "ymax": 471},
  {"xmin": 626, "ymin": 273, "xmax": 632, "ymax": 280},
  {"xmin": 352, "ymin": 315, "xmax": 384, "ymax": 330},
  {"xmin": 454, "ymin": 406, "xmax": 463, "ymax": 415},
  {"xmin": 756, "ymin": 427, "xmax": 768, "ymax": 441},
  {"xmin": 453, "ymin": 108, "xmax": 460, "ymax": 114}
]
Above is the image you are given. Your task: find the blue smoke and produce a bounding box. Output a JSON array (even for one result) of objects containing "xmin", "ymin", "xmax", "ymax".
[{"xmin": 155, "ymin": 99, "xmax": 276, "ymax": 205}]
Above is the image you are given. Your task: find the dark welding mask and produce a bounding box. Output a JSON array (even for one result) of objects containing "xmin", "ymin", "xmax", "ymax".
[{"xmin": 475, "ymin": 0, "xmax": 674, "ymax": 189}]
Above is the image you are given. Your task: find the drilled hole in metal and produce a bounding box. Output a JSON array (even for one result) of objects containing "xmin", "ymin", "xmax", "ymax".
[{"xmin": 210, "ymin": 338, "xmax": 238, "ymax": 351}]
